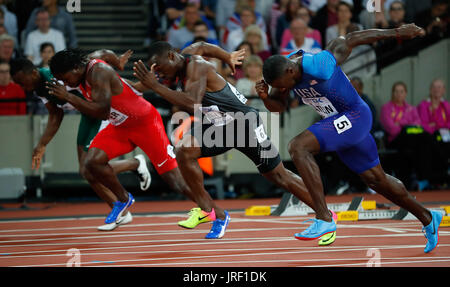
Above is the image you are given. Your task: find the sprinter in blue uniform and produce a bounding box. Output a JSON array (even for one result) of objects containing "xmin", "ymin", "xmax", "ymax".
[{"xmin": 256, "ymin": 24, "xmax": 442, "ymax": 253}]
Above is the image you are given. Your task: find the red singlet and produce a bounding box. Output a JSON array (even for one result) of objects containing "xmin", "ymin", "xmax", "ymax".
[{"xmin": 80, "ymin": 59, "xmax": 177, "ymax": 174}]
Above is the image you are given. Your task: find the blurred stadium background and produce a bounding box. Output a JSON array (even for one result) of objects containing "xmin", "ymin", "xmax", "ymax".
[{"xmin": 0, "ymin": 0, "xmax": 448, "ymax": 205}]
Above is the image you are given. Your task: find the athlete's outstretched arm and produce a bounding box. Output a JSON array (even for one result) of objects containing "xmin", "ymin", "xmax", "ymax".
[
  {"xmin": 47, "ymin": 63, "xmax": 114, "ymax": 120},
  {"xmin": 182, "ymin": 41, "xmax": 245, "ymax": 74},
  {"xmin": 133, "ymin": 60, "xmax": 207, "ymax": 113},
  {"xmin": 256, "ymin": 80, "xmax": 289, "ymax": 113},
  {"xmin": 88, "ymin": 49, "xmax": 133, "ymax": 71},
  {"xmin": 326, "ymin": 23, "xmax": 425, "ymax": 65},
  {"xmin": 32, "ymin": 102, "xmax": 64, "ymax": 170}
]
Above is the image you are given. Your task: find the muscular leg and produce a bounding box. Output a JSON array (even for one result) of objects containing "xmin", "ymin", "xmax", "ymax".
[
  {"xmin": 175, "ymin": 135, "xmax": 226, "ymax": 220},
  {"xmin": 359, "ymin": 164, "xmax": 432, "ymax": 226},
  {"xmin": 109, "ymin": 158, "xmax": 139, "ymax": 174},
  {"xmin": 288, "ymin": 130, "xmax": 332, "ymax": 222},
  {"xmin": 83, "ymin": 147, "xmax": 129, "ymax": 202},
  {"xmin": 262, "ymin": 162, "xmax": 316, "ymax": 211},
  {"xmin": 77, "ymin": 145, "xmax": 117, "ymax": 208},
  {"xmin": 160, "ymin": 167, "xmax": 196, "ymax": 202}
]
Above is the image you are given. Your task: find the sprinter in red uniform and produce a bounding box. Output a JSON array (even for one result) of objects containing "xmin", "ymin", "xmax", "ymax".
[{"xmin": 46, "ymin": 49, "xmax": 212, "ymax": 225}]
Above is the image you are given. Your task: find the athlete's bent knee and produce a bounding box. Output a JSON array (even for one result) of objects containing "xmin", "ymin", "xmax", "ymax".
[
  {"xmin": 360, "ymin": 169, "xmax": 386, "ymax": 189},
  {"xmin": 288, "ymin": 138, "xmax": 309, "ymax": 158}
]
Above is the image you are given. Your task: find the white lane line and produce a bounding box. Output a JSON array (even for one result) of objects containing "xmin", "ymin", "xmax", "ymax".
[
  {"xmin": 1, "ymin": 242, "xmax": 437, "ymax": 257},
  {"xmin": 13, "ymin": 244, "xmax": 450, "ymax": 267},
  {"xmin": 3, "ymin": 243, "xmax": 450, "ymax": 261},
  {"xmin": 1, "ymin": 232, "xmax": 449, "ymax": 249}
]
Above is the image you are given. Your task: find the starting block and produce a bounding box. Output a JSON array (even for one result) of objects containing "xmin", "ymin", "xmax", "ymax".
[
  {"xmin": 361, "ymin": 200, "xmax": 376, "ymax": 210},
  {"xmin": 245, "ymin": 205, "xmax": 272, "ymax": 216},
  {"xmin": 337, "ymin": 210, "xmax": 358, "ymax": 221},
  {"xmin": 270, "ymin": 192, "xmax": 450, "ymax": 224},
  {"xmin": 441, "ymin": 216, "xmax": 450, "ymax": 227}
]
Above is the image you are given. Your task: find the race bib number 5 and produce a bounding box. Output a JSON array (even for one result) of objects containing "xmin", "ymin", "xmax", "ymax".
[{"xmin": 333, "ymin": 115, "xmax": 352, "ymax": 134}]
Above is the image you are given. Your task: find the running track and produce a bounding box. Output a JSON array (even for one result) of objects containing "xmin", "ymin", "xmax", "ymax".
[{"xmin": 0, "ymin": 191, "xmax": 449, "ymax": 267}]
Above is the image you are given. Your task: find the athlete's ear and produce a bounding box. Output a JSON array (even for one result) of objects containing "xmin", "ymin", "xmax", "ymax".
[
  {"xmin": 286, "ymin": 66, "xmax": 295, "ymax": 75},
  {"xmin": 167, "ymin": 51, "xmax": 175, "ymax": 61},
  {"xmin": 31, "ymin": 69, "xmax": 40, "ymax": 80}
]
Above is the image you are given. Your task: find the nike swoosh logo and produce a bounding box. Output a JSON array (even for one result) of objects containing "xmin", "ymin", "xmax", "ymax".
[
  {"xmin": 198, "ymin": 215, "xmax": 209, "ymax": 221},
  {"xmin": 157, "ymin": 159, "xmax": 168, "ymax": 167},
  {"xmin": 321, "ymin": 232, "xmax": 335, "ymax": 243}
]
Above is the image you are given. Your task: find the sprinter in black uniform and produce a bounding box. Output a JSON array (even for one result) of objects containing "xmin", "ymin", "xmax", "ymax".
[{"xmin": 133, "ymin": 41, "xmax": 319, "ymax": 240}]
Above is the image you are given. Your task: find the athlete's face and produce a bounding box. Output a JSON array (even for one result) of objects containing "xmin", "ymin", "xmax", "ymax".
[
  {"xmin": 55, "ymin": 69, "xmax": 83, "ymax": 88},
  {"xmin": 269, "ymin": 68, "xmax": 298, "ymax": 90},
  {"xmin": 148, "ymin": 53, "xmax": 178, "ymax": 82},
  {"xmin": 12, "ymin": 69, "xmax": 39, "ymax": 92}
]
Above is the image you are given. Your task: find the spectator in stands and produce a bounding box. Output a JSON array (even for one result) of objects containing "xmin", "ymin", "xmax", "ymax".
[
  {"xmin": 280, "ymin": 6, "xmax": 322, "ymax": 49},
  {"xmin": 311, "ymin": 0, "xmax": 340, "ymax": 45},
  {"xmin": 181, "ymin": 20, "xmax": 220, "ymax": 50},
  {"xmin": 223, "ymin": 7, "xmax": 258, "ymax": 51},
  {"xmin": 275, "ymin": 0, "xmax": 301, "ymax": 48},
  {"xmin": 242, "ymin": 24, "xmax": 271, "ymax": 61},
  {"xmin": 38, "ymin": 42, "xmax": 54, "ymax": 68},
  {"xmin": 280, "ymin": 17, "xmax": 322, "ymax": 55},
  {"xmin": 0, "ymin": 0, "xmax": 17, "ymax": 44},
  {"xmin": 220, "ymin": 0, "xmax": 266, "ymax": 46},
  {"xmin": 225, "ymin": 0, "xmax": 267, "ymax": 33},
  {"xmin": 24, "ymin": 9, "xmax": 65, "ymax": 66},
  {"xmin": 325, "ymin": 2, "xmax": 362, "ymax": 45},
  {"xmin": 24, "ymin": 0, "xmax": 77, "ymax": 48},
  {"xmin": 418, "ymin": 79, "xmax": 450, "ymax": 135},
  {"xmin": 270, "ymin": 0, "xmax": 290, "ymax": 50},
  {"xmin": 415, "ymin": 0, "xmax": 449, "ymax": 39},
  {"xmin": 215, "ymin": 0, "xmax": 237, "ymax": 34},
  {"xmin": 168, "ymin": 3, "xmax": 216, "ymax": 50},
  {"xmin": 374, "ymin": 1, "xmax": 411, "ymax": 69},
  {"xmin": 0, "ymin": 60, "xmax": 26, "ymax": 115},
  {"xmin": 0, "ymin": 34, "xmax": 17, "ymax": 63},
  {"xmin": 387, "ymin": 0, "xmax": 407, "ymax": 28},
  {"xmin": 359, "ymin": 0, "xmax": 389, "ymax": 30},
  {"xmin": 417, "ymin": 78, "xmax": 450, "ymax": 186},
  {"xmin": 165, "ymin": 0, "xmax": 192, "ymax": 24},
  {"xmin": 236, "ymin": 54, "xmax": 263, "ymax": 97},
  {"xmin": 380, "ymin": 81, "xmax": 433, "ymax": 190}
]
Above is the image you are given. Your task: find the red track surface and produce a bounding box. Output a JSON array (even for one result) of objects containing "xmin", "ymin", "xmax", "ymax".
[{"xmin": 0, "ymin": 191, "xmax": 449, "ymax": 267}]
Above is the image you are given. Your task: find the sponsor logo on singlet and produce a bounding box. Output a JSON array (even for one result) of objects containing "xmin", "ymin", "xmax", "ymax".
[{"xmin": 293, "ymin": 87, "xmax": 338, "ymax": 118}]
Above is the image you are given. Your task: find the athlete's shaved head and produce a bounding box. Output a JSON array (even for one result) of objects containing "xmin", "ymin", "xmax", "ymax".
[
  {"xmin": 147, "ymin": 41, "xmax": 174, "ymax": 63},
  {"xmin": 147, "ymin": 41, "xmax": 182, "ymax": 82},
  {"xmin": 10, "ymin": 58, "xmax": 35, "ymax": 76},
  {"xmin": 10, "ymin": 58, "xmax": 40, "ymax": 92},
  {"xmin": 263, "ymin": 55, "xmax": 291, "ymax": 85},
  {"xmin": 50, "ymin": 48, "xmax": 88, "ymax": 76}
]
